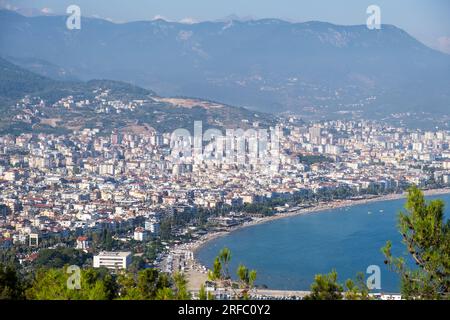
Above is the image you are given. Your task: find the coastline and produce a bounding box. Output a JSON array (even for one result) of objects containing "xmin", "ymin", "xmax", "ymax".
[
  {"xmin": 192, "ymin": 187, "xmax": 450, "ymax": 255},
  {"xmin": 176, "ymin": 187, "xmax": 450, "ymax": 290}
]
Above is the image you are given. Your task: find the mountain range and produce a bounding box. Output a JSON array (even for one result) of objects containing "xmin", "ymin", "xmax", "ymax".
[{"xmin": 0, "ymin": 9, "xmax": 450, "ymax": 122}]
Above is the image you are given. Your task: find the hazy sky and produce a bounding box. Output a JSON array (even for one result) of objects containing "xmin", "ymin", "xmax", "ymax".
[{"xmin": 2, "ymin": 0, "xmax": 450, "ymax": 53}]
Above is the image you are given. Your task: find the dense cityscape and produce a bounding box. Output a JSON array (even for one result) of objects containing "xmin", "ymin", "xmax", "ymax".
[{"xmin": 1, "ymin": 90, "xmax": 450, "ymax": 300}]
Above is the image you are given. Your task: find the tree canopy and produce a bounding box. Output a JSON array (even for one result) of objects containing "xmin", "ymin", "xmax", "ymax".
[{"xmin": 382, "ymin": 186, "xmax": 450, "ymax": 299}]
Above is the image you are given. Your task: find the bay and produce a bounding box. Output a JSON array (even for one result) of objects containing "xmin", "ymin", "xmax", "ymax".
[{"xmin": 196, "ymin": 193, "xmax": 450, "ymax": 293}]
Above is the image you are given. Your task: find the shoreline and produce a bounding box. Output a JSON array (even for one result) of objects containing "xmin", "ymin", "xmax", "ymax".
[
  {"xmin": 191, "ymin": 187, "xmax": 450, "ymax": 255},
  {"xmin": 175, "ymin": 187, "xmax": 450, "ymax": 291}
]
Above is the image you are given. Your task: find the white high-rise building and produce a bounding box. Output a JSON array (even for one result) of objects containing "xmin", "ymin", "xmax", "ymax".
[
  {"xmin": 133, "ymin": 227, "xmax": 147, "ymax": 241},
  {"xmin": 145, "ymin": 219, "xmax": 160, "ymax": 235},
  {"xmin": 93, "ymin": 252, "xmax": 132, "ymax": 270}
]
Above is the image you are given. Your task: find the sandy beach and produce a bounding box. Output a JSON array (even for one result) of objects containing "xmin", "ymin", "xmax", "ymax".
[{"xmin": 178, "ymin": 187, "xmax": 450, "ymax": 291}]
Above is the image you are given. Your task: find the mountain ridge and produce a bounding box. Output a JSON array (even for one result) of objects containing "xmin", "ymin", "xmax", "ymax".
[
  {"xmin": 1, "ymin": 9, "xmax": 449, "ymax": 120},
  {"xmin": 0, "ymin": 56, "xmax": 275, "ymax": 135}
]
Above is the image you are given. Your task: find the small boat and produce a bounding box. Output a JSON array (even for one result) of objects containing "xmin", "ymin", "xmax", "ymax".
[
  {"xmin": 379, "ymin": 210, "xmax": 384, "ymax": 213},
  {"xmin": 368, "ymin": 211, "xmax": 372, "ymax": 215}
]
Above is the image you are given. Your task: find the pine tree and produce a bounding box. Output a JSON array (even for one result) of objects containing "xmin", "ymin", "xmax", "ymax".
[{"xmin": 382, "ymin": 186, "xmax": 450, "ymax": 299}]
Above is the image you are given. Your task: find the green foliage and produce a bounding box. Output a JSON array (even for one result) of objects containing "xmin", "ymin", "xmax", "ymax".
[
  {"xmin": 116, "ymin": 272, "xmax": 136, "ymax": 299},
  {"xmin": 241, "ymin": 203, "xmax": 274, "ymax": 216},
  {"xmin": 236, "ymin": 264, "xmax": 257, "ymax": 300},
  {"xmin": 219, "ymin": 247, "xmax": 232, "ymax": 280},
  {"xmin": 304, "ymin": 270, "xmax": 344, "ymax": 300},
  {"xmin": 305, "ymin": 270, "xmax": 372, "ymax": 300},
  {"xmin": 155, "ymin": 287, "xmax": 175, "ymax": 300},
  {"xmin": 173, "ymin": 272, "xmax": 191, "ymax": 300},
  {"xmin": 96, "ymin": 229, "xmax": 115, "ymax": 251},
  {"xmin": 0, "ymin": 57, "xmax": 55, "ymax": 101},
  {"xmin": 206, "ymin": 248, "xmax": 257, "ymax": 299},
  {"xmin": 208, "ymin": 247, "xmax": 232, "ymax": 281},
  {"xmin": 160, "ymin": 218, "xmax": 173, "ymax": 241},
  {"xmin": 198, "ymin": 284, "xmax": 207, "ymax": 300},
  {"xmin": 33, "ymin": 248, "xmax": 91, "ymax": 269},
  {"xmin": 198, "ymin": 284, "xmax": 215, "ymax": 300},
  {"xmin": 116, "ymin": 268, "xmax": 187, "ymax": 301},
  {"xmin": 344, "ymin": 272, "xmax": 371, "ymax": 300},
  {"xmin": 144, "ymin": 242, "xmax": 161, "ymax": 261},
  {"xmin": 297, "ymin": 154, "xmax": 334, "ymax": 165},
  {"xmin": 128, "ymin": 256, "xmax": 146, "ymax": 273},
  {"xmin": 0, "ymin": 264, "xmax": 24, "ymax": 300},
  {"xmin": 237, "ymin": 264, "xmax": 257, "ymax": 288},
  {"xmin": 0, "ymin": 257, "xmax": 193, "ymax": 301},
  {"xmin": 25, "ymin": 267, "xmax": 114, "ymax": 300},
  {"xmin": 134, "ymin": 269, "xmax": 170, "ymax": 300},
  {"xmin": 382, "ymin": 186, "xmax": 450, "ymax": 300},
  {"xmin": 208, "ymin": 257, "xmax": 222, "ymax": 282}
]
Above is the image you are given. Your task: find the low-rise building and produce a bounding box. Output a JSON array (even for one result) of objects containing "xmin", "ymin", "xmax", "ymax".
[{"xmin": 93, "ymin": 251, "xmax": 132, "ymax": 270}]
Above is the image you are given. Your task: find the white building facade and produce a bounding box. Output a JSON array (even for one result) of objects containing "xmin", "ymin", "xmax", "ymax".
[{"xmin": 93, "ymin": 251, "xmax": 132, "ymax": 270}]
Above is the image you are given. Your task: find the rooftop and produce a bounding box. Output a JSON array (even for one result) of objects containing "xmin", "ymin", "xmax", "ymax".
[{"xmin": 96, "ymin": 251, "xmax": 131, "ymax": 257}]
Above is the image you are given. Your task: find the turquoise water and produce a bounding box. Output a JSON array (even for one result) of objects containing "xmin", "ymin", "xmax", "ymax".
[{"xmin": 196, "ymin": 194, "xmax": 450, "ymax": 293}]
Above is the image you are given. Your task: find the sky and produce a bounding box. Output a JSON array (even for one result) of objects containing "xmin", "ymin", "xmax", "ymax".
[{"xmin": 1, "ymin": 0, "xmax": 450, "ymax": 53}]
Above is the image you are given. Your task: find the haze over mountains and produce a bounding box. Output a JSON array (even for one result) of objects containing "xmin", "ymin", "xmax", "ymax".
[
  {"xmin": 0, "ymin": 56, "xmax": 273, "ymax": 135},
  {"xmin": 0, "ymin": 56, "xmax": 152, "ymax": 104},
  {"xmin": 1, "ymin": 9, "xmax": 450, "ymax": 121}
]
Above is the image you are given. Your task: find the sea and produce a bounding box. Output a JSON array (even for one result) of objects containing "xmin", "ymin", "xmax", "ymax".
[{"xmin": 196, "ymin": 193, "xmax": 450, "ymax": 293}]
